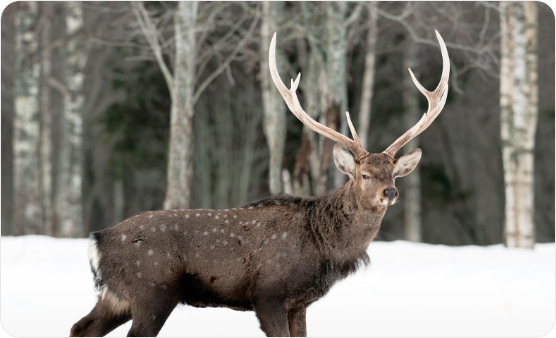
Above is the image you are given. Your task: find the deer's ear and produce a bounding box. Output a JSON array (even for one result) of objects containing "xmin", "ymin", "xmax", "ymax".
[
  {"xmin": 394, "ymin": 148, "xmax": 422, "ymax": 178},
  {"xmin": 333, "ymin": 143, "xmax": 356, "ymax": 180}
]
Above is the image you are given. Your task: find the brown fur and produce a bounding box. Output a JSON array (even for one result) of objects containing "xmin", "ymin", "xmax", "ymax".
[{"xmin": 71, "ymin": 150, "xmax": 419, "ymax": 337}]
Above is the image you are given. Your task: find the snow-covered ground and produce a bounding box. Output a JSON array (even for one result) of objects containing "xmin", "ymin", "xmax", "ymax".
[{"xmin": 1, "ymin": 235, "xmax": 554, "ymax": 337}]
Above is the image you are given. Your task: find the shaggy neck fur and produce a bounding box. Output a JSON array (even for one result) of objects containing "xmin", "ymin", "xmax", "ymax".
[{"xmin": 306, "ymin": 182, "xmax": 387, "ymax": 273}]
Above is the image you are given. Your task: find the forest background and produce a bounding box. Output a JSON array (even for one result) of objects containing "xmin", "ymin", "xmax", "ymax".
[{"xmin": 1, "ymin": 1, "xmax": 554, "ymax": 247}]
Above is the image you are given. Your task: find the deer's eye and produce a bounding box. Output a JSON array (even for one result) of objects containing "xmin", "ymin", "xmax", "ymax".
[
  {"xmin": 362, "ymin": 175, "xmax": 370, "ymax": 180},
  {"xmin": 393, "ymin": 173, "xmax": 397, "ymax": 179}
]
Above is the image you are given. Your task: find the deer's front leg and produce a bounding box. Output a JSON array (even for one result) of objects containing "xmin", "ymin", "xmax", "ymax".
[
  {"xmin": 253, "ymin": 297, "xmax": 290, "ymax": 337},
  {"xmin": 287, "ymin": 307, "xmax": 307, "ymax": 337}
]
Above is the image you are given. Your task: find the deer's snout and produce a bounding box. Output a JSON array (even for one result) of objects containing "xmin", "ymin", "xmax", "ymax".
[{"xmin": 383, "ymin": 188, "xmax": 398, "ymax": 200}]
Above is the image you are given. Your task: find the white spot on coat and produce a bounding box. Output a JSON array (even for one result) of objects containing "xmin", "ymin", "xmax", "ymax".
[
  {"xmin": 151, "ymin": 227, "xmax": 156, "ymax": 232},
  {"xmin": 282, "ymin": 232, "xmax": 288, "ymax": 239},
  {"xmin": 148, "ymin": 250, "xmax": 154, "ymax": 256},
  {"xmin": 185, "ymin": 214, "xmax": 190, "ymax": 219},
  {"xmin": 149, "ymin": 215, "xmax": 153, "ymax": 218},
  {"xmin": 204, "ymin": 231, "xmax": 208, "ymax": 236},
  {"xmin": 271, "ymin": 234, "xmax": 277, "ymax": 240},
  {"xmin": 135, "ymin": 261, "xmax": 140, "ymax": 266},
  {"xmin": 230, "ymin": 233, "xmax": 235, "ymax": 237},
  {"xmin": 139, "ymin": 225, "xmax": 144, "ymax": 230},
  {"xmin": 121, "ymin": 234, "xmax": 127, "ymax": 242},
  {"xmin": 160, "ymin": 225, "xmax": 166, "ymax": 232},
  {"xmin": 225, "ymin": 220, "xmax": 229, "ymax": 224},
  {"xmin": 196, "ymin": 213, "xmax": 200, "ymax": 217},
  {"xmin": 215, "ymin": 216, "xmax": 219, "ymax": 219}
]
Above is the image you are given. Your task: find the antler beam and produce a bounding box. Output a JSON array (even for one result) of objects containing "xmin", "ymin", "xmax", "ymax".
[
  {"xmin": 269, "ymin": 33, "xmax": 369, "ymax": 160},
  {"xmin": 382, "ymin": 30, "xmax": 450, "ymax": 158}
]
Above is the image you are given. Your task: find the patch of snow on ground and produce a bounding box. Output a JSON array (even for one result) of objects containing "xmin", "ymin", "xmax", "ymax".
[{"xmin": 1, "ymin": 236, "xmax": 554, "ymax": 337}]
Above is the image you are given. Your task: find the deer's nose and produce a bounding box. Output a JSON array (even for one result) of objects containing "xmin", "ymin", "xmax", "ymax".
[{"xmin": 384, "ymin": 189, "xmax": 398, "ymax": 200}]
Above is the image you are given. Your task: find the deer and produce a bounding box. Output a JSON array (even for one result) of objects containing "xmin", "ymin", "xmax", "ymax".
[{"xmin": 70, "ymin": 30, "xmax": 449, "ymax": 337}]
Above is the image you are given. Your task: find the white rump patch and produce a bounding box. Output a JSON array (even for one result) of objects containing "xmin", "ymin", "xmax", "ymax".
[
  {"xmin": 88, "ymin": 238, "xmax": 101, "ymax": 275},
  {"xmin": 102, "ymin": 287, "xmax": 131, "ymax": 317}
]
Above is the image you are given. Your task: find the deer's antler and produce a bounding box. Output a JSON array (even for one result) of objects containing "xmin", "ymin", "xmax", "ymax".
[
  {"xmin": 382, "ymin": 30, "xmax": 450, "ymax": 158},
  {"xmin": 269, "ymin": 33, "xmax": 369, "ymax": 160}
]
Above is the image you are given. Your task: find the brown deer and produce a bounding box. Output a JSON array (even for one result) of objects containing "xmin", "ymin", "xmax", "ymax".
[{"xmin": 70, "ymin": 31, "xmax": 449, "ymax": 337}]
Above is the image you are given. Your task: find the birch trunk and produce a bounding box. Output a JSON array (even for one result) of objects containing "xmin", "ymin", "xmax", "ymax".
[
  {"xmin": 358, "ymin": 2, "xmax": 378, "ymax": 150},
  {"xmin": 57, "ymin": 2, "xmax": 87, "ymax": 237},
  {"xmin": 319, "ymin": 2, "xmax": 348, "ymax": 196},
  {"xmin": 260, "ymin": 1, "xmax": 286, "ymax": 195},
  {"xmin": 403, "ymin": 41, "xmax": 422, "ymax": 242},
  {"xmin": 299, "ymin": 2, "xmax": 324, "ymax": 195},
  {"xmin": 13, "ymin": 2, "xmax": 41, "ymax": 236},
  {"xmin": 2, "ymin": 3, "xmax": 16, "ymax": 235},
  {"xmin": 163, "ymin": 1, "xmax": 198, "ymax": 210},
  {"xmin": 39, "ymin": 2, "xmax": 54, "ymax": 236},
  {"xmin": 500, "ymin": 2, "xmax": 538, "ymax": 249}
]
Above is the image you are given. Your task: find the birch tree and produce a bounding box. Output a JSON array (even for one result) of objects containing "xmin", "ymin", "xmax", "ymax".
[
  {"xmin": 499, "ymin": 2, "xmax": 538, "ymax": 249},
  {"xmin": 56, "ymin": 2, "xmax": 87, "ymax": 237},
  {"xmin": 39, "ymin": 2, "xmax": 54, "ymax": 236},
  {"xmin": 2, "ymin": 3, "xmax": 17, "ymax": 236},
  {"xmin": 319, "ymin": 2, "xmax": 348, "ymax": 196},
  {"xmin": 132, "ymin": 1, "xmax": 258, "ymax": 209},
  {"xmin": 260, "ymin": 1, "xmax": 286, "ymax": 195},
  {"xmin": 13, "ymin": 2, "xmax": 41, "ymax": 236},
  {"xmin": 358, "ymin": 2, "xmax": 378, "ymax": 150}
]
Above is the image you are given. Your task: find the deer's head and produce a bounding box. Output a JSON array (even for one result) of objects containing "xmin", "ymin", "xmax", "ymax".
[{"xmin": 269, "ymin": 31, "xmax": 449, "ymax": 210}]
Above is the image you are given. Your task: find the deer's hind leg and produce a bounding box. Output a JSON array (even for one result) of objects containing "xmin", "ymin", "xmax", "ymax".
[
  {"xmin": 126, "ymin": 290, "xmax": 179, "ymax": 337},
  {"xmin": 70, "ymin": 289, "xmax": 131, "ymax": 337}
]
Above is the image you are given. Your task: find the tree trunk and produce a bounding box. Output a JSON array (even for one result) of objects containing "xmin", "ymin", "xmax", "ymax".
[
  {"xmin": 500, "ymin": 2, "xmax": 538, "ymax": 249},
  {"xmin": 57, "ymin": 2, "xmax": 86, "ymax": 237},
  {"xmin": 320, "ymin": 2, "xmax": 348, "ymax": 195},
  {"xmin": 260, "ymin": 1, "xmax": 286, "ymax": 195},
  {"xmin": 163, "ymin": 1, "xmax": 198, "ymax": 210},
  {"xmin": 39, "ymin": 2, "xmax": 54, "ymax": 236},
  {"xmin": 358, "ymin": 2, "xmax": 378, "ymax": 150},
  {"xmin": 13, "ymin": 2, "xmax": 41, "ymax": 236},
  {"xmin": 2, "ymin": 3, "xmax": 17, "ymax": 236},
  {"xmin": 403, "ymin": 41, "xmax": 422, "ymax": 242}
]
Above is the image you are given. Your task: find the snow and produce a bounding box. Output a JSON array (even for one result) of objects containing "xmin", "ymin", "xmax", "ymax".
[{"xmin": 1, "ymin": 235, "xmax": 554, "ymax": 337}]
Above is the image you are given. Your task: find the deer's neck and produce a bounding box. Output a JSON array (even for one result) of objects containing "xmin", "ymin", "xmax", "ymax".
[{"xmin": 310, "ymin": 183, "xmax": 386, "ymax": 259}]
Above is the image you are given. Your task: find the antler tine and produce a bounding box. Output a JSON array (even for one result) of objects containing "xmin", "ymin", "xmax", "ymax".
[
  {"xmin": 383, "ymin": 30, "xmax": 450, "ymax": 158},
  {"xmin": 270, "ymin": 33, "xmax": 368, "ymax": 159}
]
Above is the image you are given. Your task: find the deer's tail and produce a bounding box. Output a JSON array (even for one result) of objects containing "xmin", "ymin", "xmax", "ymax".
[{"xmin": 88, "ymin": 232, "xmax": 106, "ymax": 294}]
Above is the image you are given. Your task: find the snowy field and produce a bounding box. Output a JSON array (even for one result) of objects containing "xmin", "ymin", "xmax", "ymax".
[{"xmin": 1, "ymin": 235, "xmax": 554, "ymax": 337}]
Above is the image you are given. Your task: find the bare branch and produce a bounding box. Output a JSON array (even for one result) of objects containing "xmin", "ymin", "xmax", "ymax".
[
  {"xmin": 192, "ymin": 8, "xmax": 260, "ymax": 105},
  {"xmin": 130, "ymin": 1, "xmax": 174, "ymax": 95}
]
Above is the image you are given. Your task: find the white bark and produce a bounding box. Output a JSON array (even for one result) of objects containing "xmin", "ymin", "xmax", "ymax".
[
  {"xmin": 39, "ymin": 2, "xmax": 54, "ymax": 236},
  {"xmin": 163, "ymin": 1, "xmax": 198, "ymax": 210},
  {"xmin": 500, "ymin": 2, "xmax": 538, "ymax": 249},
  {"xmin": 260, "ymin": 1, "xmax": 286, "ymax": 195},
  {"xmin": 319, "ymin": 2, "xmax": 348, "ymax": 196},
  {"xmin": 358, "ymin": 2, "xmax": 378, "ymax": 150},
  {"xmin": 57, "ymin": 1, "xmax": 86, "ymax": 237},
  {"xmin": 403, "ymin": 41, "xmax": 422, "ymax": 242},
  {"xmin": 14, "ymin": 2, "xmax": 41, "ymax": 235}
]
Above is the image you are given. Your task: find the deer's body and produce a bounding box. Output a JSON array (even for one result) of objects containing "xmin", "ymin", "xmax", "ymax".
[
  {"xmin": 71, "ymin": 32, "xmax": 450, "ymax": 337},
  {"xmin": 76, "ymin": 184, "xmax": 385, "ymax": 336}
]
